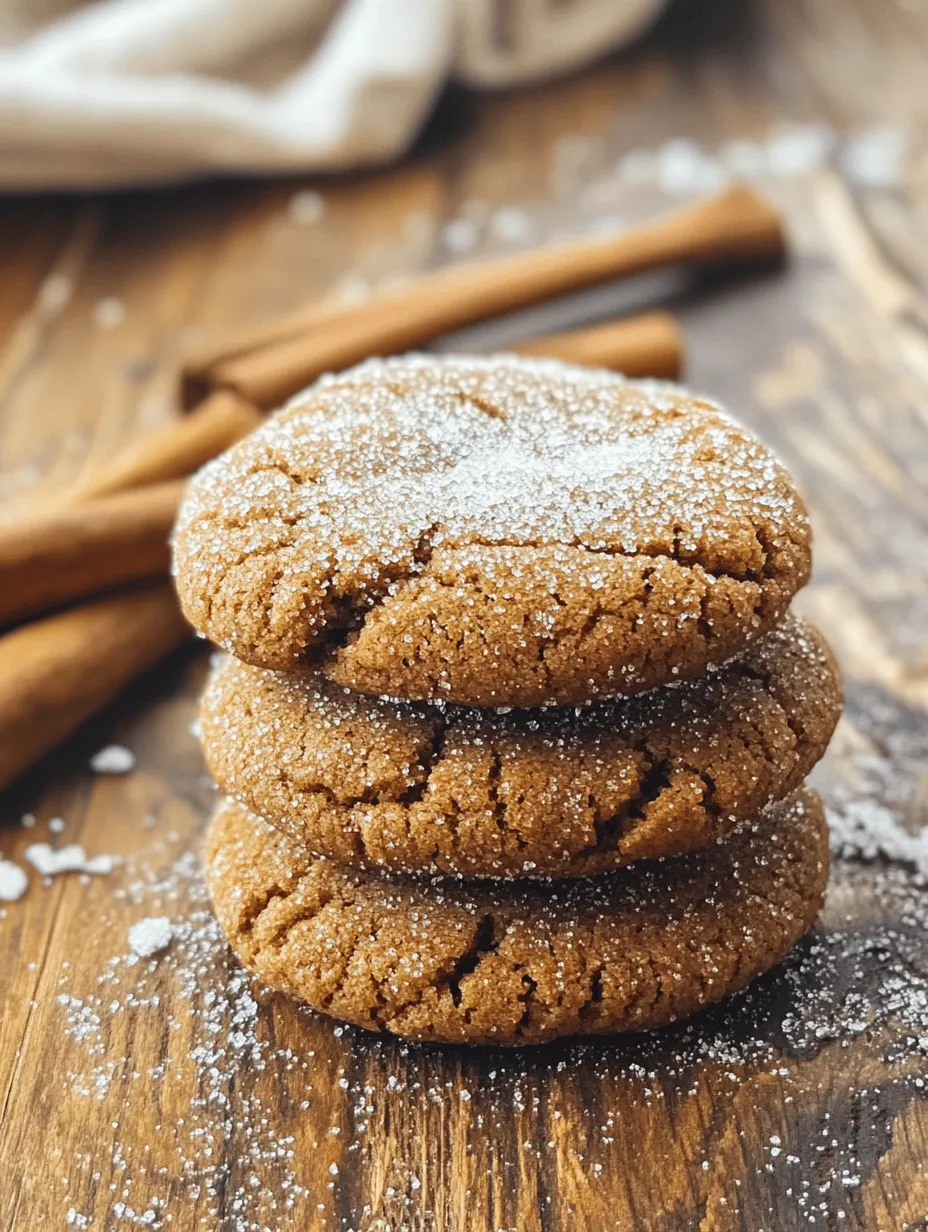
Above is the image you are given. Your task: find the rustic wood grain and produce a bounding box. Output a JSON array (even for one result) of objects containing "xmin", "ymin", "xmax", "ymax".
[{"xmin": 2, "ymin": 1, "xmax": 928, "ymax": 1228}]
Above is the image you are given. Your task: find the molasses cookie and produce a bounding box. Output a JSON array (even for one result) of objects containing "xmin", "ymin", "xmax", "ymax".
[
  {"xmin": 174, "ymin": 355, "xmax": 811, "ymax": 706},
  {"xmin": 205, "ymin": 789, "xmax": 829, "ymax": 1046},
  {"xmin": 201, "ymin": 615, "xmax": 840, "ymax": 878}
]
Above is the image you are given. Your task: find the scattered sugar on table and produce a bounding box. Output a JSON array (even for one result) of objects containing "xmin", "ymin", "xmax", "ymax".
[{"xmin": 24, "ymin": 843, "xmax": 115, "ymax": 877}]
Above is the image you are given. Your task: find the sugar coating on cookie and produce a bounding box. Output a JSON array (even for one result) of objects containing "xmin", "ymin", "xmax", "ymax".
[
  {"xmin": 174, "ymin": 354, "xmax": 811, "ymax": 706},
  {"xmin": 201, "ymin": 616, "xmax": 841, "ymax": 878},
  {"xmin": 205, "ymin": 789, "xmax": 829, "ymax": 1046}
]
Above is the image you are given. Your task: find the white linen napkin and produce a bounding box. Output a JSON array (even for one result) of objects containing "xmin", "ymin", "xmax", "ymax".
[{"xmin": 0, "ymin": 0, "xmax": 667, "ymax": 189}]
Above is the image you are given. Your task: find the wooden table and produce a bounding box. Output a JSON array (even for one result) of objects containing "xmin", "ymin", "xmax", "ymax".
[{"xmin": 2, "ymin": 1, "xmax": 928, "ymax": 1228}]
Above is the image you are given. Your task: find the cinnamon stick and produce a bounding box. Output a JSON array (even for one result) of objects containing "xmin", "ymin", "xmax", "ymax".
[
  {"xmin": 511, "ymin": 311, "xmax": 682, "ymax": 377},
  {"xmin": 70, "ymin": 390, "xmax": 261, "ymax": 502},
  {"xmin": 0, "ymin": 479, "xmax": 185, "ymax": 625},
  {"xmin": 0, "ymin": 582, "xmax": 189, "ymax": 792},
  {"xmin": 184, "ymin": 185, "xmax": 782, "ymax": 408}
]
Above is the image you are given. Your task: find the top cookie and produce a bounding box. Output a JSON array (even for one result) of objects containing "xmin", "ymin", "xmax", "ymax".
[{"xmin": 173, "ymin": 355, "xmax": 811, "ymax": 706}]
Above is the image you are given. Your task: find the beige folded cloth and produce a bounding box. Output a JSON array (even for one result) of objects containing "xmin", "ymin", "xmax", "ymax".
[{"xmin": 0, "ymin": 0, "xmax": 667, "ymax": 189}]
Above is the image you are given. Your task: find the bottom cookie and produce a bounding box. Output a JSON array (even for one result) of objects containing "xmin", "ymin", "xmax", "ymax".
[{"xmin": 205, "ymin": 790, "xmax": 828, "ymax": 1047}]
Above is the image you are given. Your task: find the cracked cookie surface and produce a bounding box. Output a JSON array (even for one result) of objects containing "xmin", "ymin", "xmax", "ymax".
[
  {"xmin": 173, "ymin": 354, "xmax": 811, "ymax": 706},
  {"xmin": 201, "ymin": 616, "xmax": 840, "ymax": 878},
  {"xmin": 205, "ymin": 789, "xmax": 829, "ymax": 1045}
]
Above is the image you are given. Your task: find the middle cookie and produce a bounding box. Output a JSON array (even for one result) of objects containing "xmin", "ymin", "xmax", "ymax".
[{"xmin": 201, "ymin": 614, "xmax": 840, "ymax": 879}]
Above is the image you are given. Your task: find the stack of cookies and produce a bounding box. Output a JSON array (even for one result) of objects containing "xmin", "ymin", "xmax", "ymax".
[{"xmin": 173, "ymin": 355, "xmax": 841, "ymax": 1046}]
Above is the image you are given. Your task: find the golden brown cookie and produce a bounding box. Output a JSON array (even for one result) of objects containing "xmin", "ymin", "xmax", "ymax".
[
  {"xmin": 200, "ymin": 615, "xmax": 840, "ymax": 879},
  {"xmin": 174, "ymin": 355, "xmax": 811, "ymax": 706},
  {"xmin": 205, "ymin": 789, "xmax": 829, "ymax": 1046}
]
